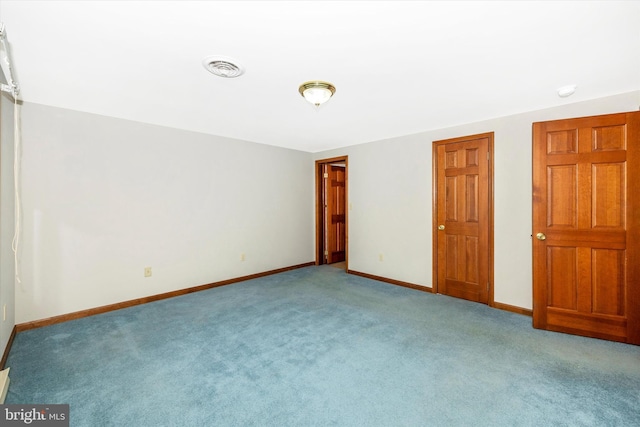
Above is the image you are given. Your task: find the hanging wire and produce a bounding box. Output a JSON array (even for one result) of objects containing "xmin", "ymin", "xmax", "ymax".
[
  {"xmin": 11, "ymin": 97, "xmax": 21, "ymax": 284},
  {"xmin": 0, "ymin": 23, "xmax": 22, "ymax": 284}
]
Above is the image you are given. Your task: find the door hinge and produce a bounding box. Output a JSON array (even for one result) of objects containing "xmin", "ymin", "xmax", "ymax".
[{"xmin": 323, "ymin": 173, "xmax": 328, "ymax": 178}]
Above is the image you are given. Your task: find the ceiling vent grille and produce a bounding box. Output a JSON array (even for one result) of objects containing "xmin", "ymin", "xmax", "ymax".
[{"xmin": 202, "ymin": 56, "xmax": 245, "ymax": 78}]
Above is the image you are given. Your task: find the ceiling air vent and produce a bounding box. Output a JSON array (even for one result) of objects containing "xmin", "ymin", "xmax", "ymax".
[{"xmin": 202, "ymin": 56, "xmax": 245, "ymax": 78}]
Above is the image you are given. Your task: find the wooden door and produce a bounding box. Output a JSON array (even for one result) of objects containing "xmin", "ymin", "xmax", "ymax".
[
  {"xmin": 324, "ymin": 164, "xmax": 346, "ymax": 263},
  {"xmin": 532, "ymin": 112, "xmax": 640, "ymax": 344},
  {"xmin": 315, "ymin": 156, "xmax": 348, "ymax": 266},
  {"xmin": 433, "ymin": 133, "xmax": 493, "ymax": 304}
]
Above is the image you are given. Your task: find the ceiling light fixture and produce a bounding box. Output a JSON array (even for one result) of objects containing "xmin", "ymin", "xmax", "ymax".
[
  {"xmin": 202, "ymin": 55, "xmax": 245, "ymax": 78},
  {"xmin": 298, "ymin": 81, "xmax": 336, "ymax": 107}
]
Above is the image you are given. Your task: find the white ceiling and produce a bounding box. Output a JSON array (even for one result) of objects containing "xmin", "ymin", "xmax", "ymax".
[{"xmin": 1, "ymin": 1, "xmax": 639, "ymax": 152}]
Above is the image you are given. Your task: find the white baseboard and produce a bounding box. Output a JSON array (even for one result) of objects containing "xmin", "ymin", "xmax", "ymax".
[{"xmin": 0, "ymin": 368, "xmax": 10, "ymax": 403}]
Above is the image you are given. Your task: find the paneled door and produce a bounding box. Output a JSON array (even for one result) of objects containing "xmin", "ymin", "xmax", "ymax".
[
  {"xmin": 325, "ymin": 164, "xmax": 346, "ymax": 264},
  {"xmin": 433, "ymin": 133, "xmax": 493, "ymax": 304},
  {"xmin": 532, "ymin": 112, "xmax": 640, "ymax": 344},
  {"xmin": 315, "ymin": 156, "xmax": 348, "ymax": 266}
]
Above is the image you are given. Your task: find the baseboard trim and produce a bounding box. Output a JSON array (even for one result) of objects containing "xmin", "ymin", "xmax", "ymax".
[
  {"xmin": 347, "ymin": 270, "xmax": 433, "ymax": 293},
  {"xmin": 493, "ymin": 301, "xmax": 533, "ymax": 317},
  {"xmin": 16, "ymin": 262, "xmax": 315, "ymax": 332},
  {"xmin": 0, "ymin": 326, "xmax": 17, "ymax": 370},
  {"xmin": 347, "ymin": 270, "xmax": 532, "ymax": 316}
]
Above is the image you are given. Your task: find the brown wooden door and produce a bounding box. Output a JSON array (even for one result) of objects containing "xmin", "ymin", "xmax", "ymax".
[
  {"xmin": 325, "ymin": 164, "xmax": 346, "ymax": 263},
  {"xmin": 434, "ymin": 133, "xmax": 493, "ymax": 304},
  {"xmin": 532, "ymin": 111, "xmax": 640, "ymax": 344}
]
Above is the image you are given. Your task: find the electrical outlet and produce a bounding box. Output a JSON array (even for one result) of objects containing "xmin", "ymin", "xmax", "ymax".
[
  {"xmin": 379, "ymin": 253, "xmax": 384, "ymax": 262},
  {"xmin": 240, "ymin": 253, "xmax": 245, "ymax": 262},
  {"xmin": 144, "ymin": 267, "xmax": 152, "ymax": 277}
]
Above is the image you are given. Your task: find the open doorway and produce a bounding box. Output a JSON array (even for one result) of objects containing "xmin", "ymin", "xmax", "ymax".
[{"xmin": 315, "ymin": 156, "xmax": 348, "ymax": 269}]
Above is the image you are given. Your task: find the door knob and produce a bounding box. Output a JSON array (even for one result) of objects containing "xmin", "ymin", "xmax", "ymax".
[
  {"xmin": 536, "ymin": 232, "xmax": 546, "ymax": 241},
  {"xmin": 438, "ymin": 224, "xmax": 445, "ymax": 230}
]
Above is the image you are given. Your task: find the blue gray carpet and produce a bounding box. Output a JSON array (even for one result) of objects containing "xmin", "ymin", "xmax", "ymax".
[{"xmin": 5, "ymin": 266, "xmax": 640, "ymax": 426}]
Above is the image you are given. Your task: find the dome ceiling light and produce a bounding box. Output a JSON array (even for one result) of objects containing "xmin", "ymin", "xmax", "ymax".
[{"xmin": 298, "ymin": 81, "xmax": 336, "ymax": 107}]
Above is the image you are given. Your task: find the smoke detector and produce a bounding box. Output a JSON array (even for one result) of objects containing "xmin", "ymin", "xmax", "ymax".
[
  {"xmin": 202, "ymin": 56, "xmax": 245, "ymax": 78},
  {"xmin": 557, "ymin": 84, "xmax": 577, "ymax": 98}
]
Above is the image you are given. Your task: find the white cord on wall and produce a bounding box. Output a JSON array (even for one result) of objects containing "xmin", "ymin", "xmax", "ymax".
[{"xmin": 11, "ymin": 97, "xmax": 21, "ymax": 284}]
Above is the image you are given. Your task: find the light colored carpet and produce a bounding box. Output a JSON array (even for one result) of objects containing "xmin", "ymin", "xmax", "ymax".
[{"xmin": 5, "ymin": 265, "xmax": 640, "ymax": 426}]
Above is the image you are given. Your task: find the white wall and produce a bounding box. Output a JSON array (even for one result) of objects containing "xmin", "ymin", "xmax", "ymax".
[
  {"xmin": 315, "ymin": 91, "xmax": 640, "ymax": 310},
  {"xmin": 17, "ymin": 102, "xmax": 314, "ymax": 324},
  {"xmin": 12, "ymin": 91, "xmax": 640, "ymax": 324},
  {"xmin": 0, "ymin": 91, "xmax": 16, "ymax": 355}
]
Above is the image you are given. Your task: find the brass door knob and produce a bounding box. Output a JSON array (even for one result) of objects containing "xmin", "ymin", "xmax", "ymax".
[
  {"xmin": 438, "ymin": 224, "xmax": 445, "ymax": 230},
  {"xmin": 536, "ymin": 232, "xmax": 546, "ymax": 241}
]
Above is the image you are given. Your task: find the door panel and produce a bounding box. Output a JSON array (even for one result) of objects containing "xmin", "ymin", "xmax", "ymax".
[
  {"xmin": 592, "ymin": 248, "xmax": 625, "ymax": 316},
  {"xmin": 434, "ymin": 133, "xmax": 493, "ymax": 304},
  {"xmin": 532, "ymin": 111, "xmax": 640, "ymax": 344}
]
